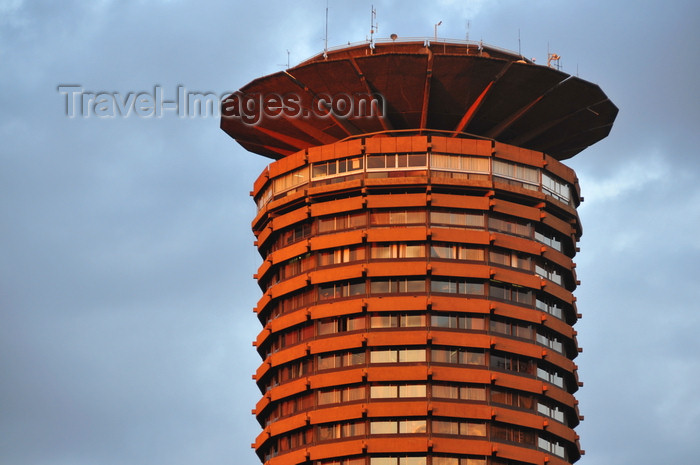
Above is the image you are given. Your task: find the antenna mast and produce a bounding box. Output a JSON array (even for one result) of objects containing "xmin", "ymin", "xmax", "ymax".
[
  {"xmin": 324, "ymin": 0, "xmax": 329, "ymax": 55},
  {"xmin": 370, "ymin": 5, "xmax": 377, "ymax": 47}
]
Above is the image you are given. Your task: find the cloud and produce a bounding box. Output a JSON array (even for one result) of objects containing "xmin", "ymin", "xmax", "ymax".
[{"xmin": 1, "ymin": 1, "xmax": 699, "ymax": 465}]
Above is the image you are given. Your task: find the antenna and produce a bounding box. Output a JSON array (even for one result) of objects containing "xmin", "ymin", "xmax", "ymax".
[
  {"xmin": 518, "ymin": 29, "xmax": 521, "ymax": 57},
  {"xmin": 324, "ymin": 0, "xmax": 329, "ymax": 56},
  {"xmin": 466, "ymin": 20, "xmax": 470, "ymax": 42},
  {"xmin": 547, "ymin": 52, "xmax": 561, "ymax": 69},
  {"xmin": 370, "ymin": 5, "xmax": 377, "ymax": 47},
  {"xmin": 277, "ymin": 49, "xmax": 291, "ymax": 69}
]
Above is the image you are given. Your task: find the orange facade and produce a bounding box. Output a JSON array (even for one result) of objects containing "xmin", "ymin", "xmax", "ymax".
[{"xmin": 223, "ymin": 40, "xmax": 616, "ymax": 465}]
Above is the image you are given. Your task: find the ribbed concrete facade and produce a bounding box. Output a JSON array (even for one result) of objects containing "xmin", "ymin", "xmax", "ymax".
[{"xmin": 223, "ymin": 40, "xmax": 616, "ymax": 465}]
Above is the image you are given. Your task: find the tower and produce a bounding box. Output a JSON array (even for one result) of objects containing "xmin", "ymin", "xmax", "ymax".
[{"xmin": 221, "ymin": 40, "xmax": 616, "ymax": 465}]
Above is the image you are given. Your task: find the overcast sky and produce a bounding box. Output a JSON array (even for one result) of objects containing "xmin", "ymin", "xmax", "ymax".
[{"xmin": 1, "ymin": 1, "xmax": 699, "ymax": 464}]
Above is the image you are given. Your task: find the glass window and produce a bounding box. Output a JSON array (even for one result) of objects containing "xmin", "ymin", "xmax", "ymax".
[
  {"xmin": 433, "ymin": 420, "xmax": 459, "ymax": 435},
  {"xmin": 400, "ymin": 384, "xmax": 426, "ymax": 397},
  {"xmin": 370, "ymin": 459, "xmax": 394, "ymax": 465},
  {"xmin": 318, "ymin": 319, "xmax": 337, "ymax": 335},
  {"xmin": 401, "ymin": 458, "xmax": 426, "ymax": 465},
  {"xmin": 433, "ymin": 458, "xmax": 458, "ymax": 465},
  {"xmin": 371, "ymin": 385, "xmax": 397, "ymax": 398},
  {"xmin": 465, "ymin": 423, "xmax": 486, "ymax": 436},
  {"xmin": 433, "ymin": 384, "xmax": 459, "ymax": 399},
  {"xmin": 431, "ymin": 245, "xmax": 455, "ymax": 259},
  {"xmin": 401, "ymin": 314, "xmax": 425, "ymax": 327},
  {"xmin": 431, "ymin": 314, "xmax": 457, "ymax": 328},
  {"xmin": 370, "ymin": 280, "xmax": 391, "ymax": 294},
  {"xmin": 371, "ymin": 244, "xmax": 392, "ymax": 259},
  {"xmin": 401, "ymin": 349, "xmax": 426, "ymax": 362},
  {"xmin": 346, "ymin": 386, "xmax": 365, "ymax": 402},
  {"xmin": 400, "ymin": 420, "xmax": 426, "ymax": 434},
  {"xmin": 371, "ymin": 315, "xmax": 397, "ymax": 328},
  {"xmin": 371, "ymin": 350, "xmax": 397, "ymax": 363},
  {"xmin": 404, "ymin": 244, "xmax": 425, "ymax": 258},
  {"xmin": 462, "ymin": 386, "xmax": 486, "ymax": 401},
  {"xmin": 370, "ymin": 421, "xmax": 397, "ymax": 434}
]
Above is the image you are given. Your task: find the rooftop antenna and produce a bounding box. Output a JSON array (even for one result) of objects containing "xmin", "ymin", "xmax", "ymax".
[
  {"xmin": 518, "ymin": 29, "xmax": 521, "ymax": 57},
  {"xmin": 277, "ymin": 49, "xmax": 290, "ymax": 69},
  {"xmin": 466, "ymin": 19, "xmax": 470, "ymax": 42},
  {"xmin": 369, "ymin": 5, "xmax": 377, "ymax": 48},
  {"xmin": 546, "ymin": 42, "xmax": 561, "ymax": 70},
  {"xmin": 323, "ymin": 0, "xmax": 328, "ymax": 54},
  {"xmin": 323, "ymin": 0, "xmax": 329, "ymax": 58},
  {"xmin": 434, "ymin": 20, "xmax": 442, "ymax": 41}
]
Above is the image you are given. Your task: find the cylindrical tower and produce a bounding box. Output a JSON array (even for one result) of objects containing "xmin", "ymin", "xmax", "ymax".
[{"xmin": 222, "ymin": 40, "xmax": 616, "ymax": 465}]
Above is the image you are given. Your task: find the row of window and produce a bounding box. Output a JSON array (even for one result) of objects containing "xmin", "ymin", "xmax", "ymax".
[
  {"xmin": 264, "ymin": 242, "xmax": 567, "ymax": 292},
  {"xmin": 263, "ymin": 208, "xmax": 567, "ymax": 257},
  {"xmin": 264, "ymin": 382, "xmax": 567, "ymax": 430},
  {"xmin": 262, "ymin": 417, "xmax": 568, "ymax": 461},
  {"xmin": 261, "ymin": 347, "xmax": 569, "ymax": 393},
  {"xmin": 314, "ymin": 456, "xmax": 538, "ymax": 465},
  {"xmin": 262, "ymin": 278, "xmax": 571, "ymax": 328},
  {"xmin": 263, "ymin": 312, "xmax": 567, "ymax": 361},
  {"xmin": 255, "ymin": 152, "xmax": 574, "ymax": 210},
  {"xmin": 264, "ymin": 276, "xmax": 565, "ymax": 321}
]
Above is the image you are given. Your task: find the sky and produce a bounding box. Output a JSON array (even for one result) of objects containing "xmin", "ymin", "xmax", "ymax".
[{"xmin": 1, "ymin": 1, "xmax": 698, "ymax": 464}]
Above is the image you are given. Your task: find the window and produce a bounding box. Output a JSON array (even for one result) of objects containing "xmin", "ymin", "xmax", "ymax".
[
  {"xmin": 318, "ymin": 211, "xmax": 366, "ymax": 233},
  {"xmin": 489, "ymin": 281, "xmax": 533, "ymax": 306},
  {"xmin": 431, "ymin": 314, "xmax": 485, "ymax": 330},
  {"xmin": 432, "ymin": 384, "xmax": 486, "ymax": 401},
  {"xmin": 534, "ymin": 228, "xmax": 563, "ymax": 252},
  {"xmin": 537, "ymin": 366, "xmax": 565, "ymax": 388},
  {"xmin": 432, "ymin": 420, "xmax": 486, "ymax": 437},
  {"xmin": 370, "ymin": 384, "xmax": 426, "ymax": 399},
  {"xmin": 370, "ymin": 313, "xmax": 426, "ymax": 328},
  {"xmin": 430, "ymin": 243, "xmax": 484, "ymax": 261},
  {"xmin": 318, "ymin": 245, "xmax": 366, "ymax": 266},
  {"xmin": 312, "ymin": 156, "xmax": 364, "ymax": 178},
  {"xmin": 318, "ymin": 385, "xmax": 366, "ymax": 405},
  {"xmin": 319, "ymin": 280, "xmax": 366, "ymax": 300},
  {"xmin": 537, "ymin": 402, "xmax": 566, "ymax": 423},
  {"xmin": 534, "ymin": 260, "xmax": 563, "ymax": 285},
  {"xmin": 367, "ymin": 153, "xmax": 428, "ymax": 170},
  {"xmin": 493, "ymin": 160, "xmax": 539, "ymax": 185},
  {"xmin": 430, "ymin": 210, "xmax": 484, "ymax": 228},
  {"xmin": 488, "ymin": 215, "xmax": 532, "ymax": 238},
  {"xmin": 431, "ymin": 347, "xmax": 485, "ymax": 366},
  {"xmin": 317, "ymin": 350, "xmax": 366, "ymax": 370},
  {"xmin": 542, "ymin": 172, "xmax": 572, "ymax": 203},
  {"xmin": 430, "ymin": 278, "xmax": 484, "ymax": 295},
  {"xmin": 370, "ymin": 278, "xmax": 426, "ymax": 294},
  {"xmin": 490, "ymin": 318, "xmax": 533, "ymax": 340},
  {"xmin": 318, "ymin": 421, "xmax": 366, "ymax": 441},
  {"xmin": 370, "ymin": 209, "xmax": 426, "ymax": 226},
  {"xmin": 317, "ymin": 315, "xmax": 366, "ymax": 336},
  {"xmin": 370, "ymin": 348, "xmax": 426, "ymax": 363},
  {"xmin": 536, "ymin": 296, "xmax": 565, "ymax": 320},
  {"xmin": 431, "ymin": 153, "xmax": 489, "ymax": 173},
  {"xmin": 273, "ymin": 166, "xmax": 309, "ymax": 195},
  {"xmin": 491, "ymin": 388, "xmax": 534, "ymax": 410},
  {"xmin": 370, "ymin": 419, "xmax": 427, "ymax": 434},
  {"xmin": 538, "ymin": 436, "xmax": 566, "ymax": 458},
  {"xmin": 490, "ymin": 353, "xmax": 534, "ymax": 375},
  {"xmin": 370, "ymin": 243, "xmax": 426, "ymax": 259},
  {"xmin": 370, "ymin": 458, "xmax": 427, "ymax": 465}
]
